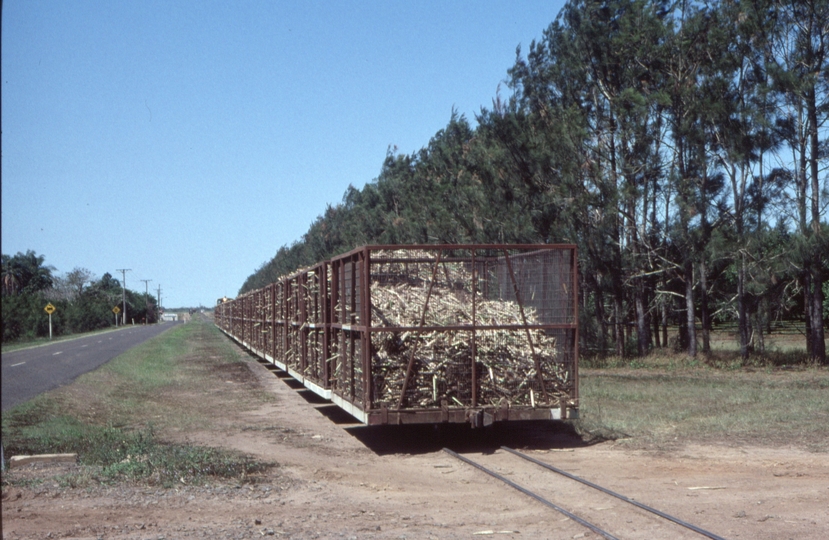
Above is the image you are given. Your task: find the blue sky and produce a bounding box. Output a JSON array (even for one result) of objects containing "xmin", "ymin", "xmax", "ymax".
[{"xmin": 2, "ymin": 0, "xmax": 566, "ymax": 308}]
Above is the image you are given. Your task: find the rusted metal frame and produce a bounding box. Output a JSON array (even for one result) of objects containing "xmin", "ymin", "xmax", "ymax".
[
  {"xmin": 308, "ymin": 264, "xmax": 322, "ymax": 382},
  {"xmin": 266, "ymin": 285, "xmax": 273, "ymax": 353},
  {"xmin": 279, "ymin": 279, "xmax": 286, "ymax": 359},
  {"xmin": 266, "ymin": 287, "xmax": 272, "ymax": 356},
  {"xmin": 308, "ymin": 269, "xmax": 317, "ymax": 380},
  {"xmin": 258, "ymin": 289, "xmax": 263, "ymax": 351},
  {"xmin": 503, "ymin": 249, "xmax": 550, "ymax": 403},
  {"xmin": 321, "ymin": 262, "xmax": 331, "ymax": 389},
  {"xmin": 348, "ymin": 257, "xmax": 357, "ymax": 401},
  {"xmin": 542, "ymin": 255, "xmax": 550, "ymax": 324},
  {"xmin": 329, "ymin": 324, "xmax": 368, "ymax": 331},
  {"xmin": 365, "ymin": 405, "xmax": 560, "ymax": 425},
  {"xmin": 361, "ymin": 248, "xmax": 371, "ymax": 411},
  {"xmin": 295, "ymin": 276, "xmax": 301, "ymax": 367},
  {"xmin": 471, "ymin": 248, "xmax": 477, "ymax": 408},
  {"xmin": 365, "ymin": 323, "xmax": 571, "ymax": 332},
  {"xmin": 396, "ymin": 249, "xmax": 443, "ymax": 410},
  {"xmin": 339, "ymin": 259, "xmax": 350, "ymax": 399},
  {"xmin": 271, "ymin": 283, "xmax": 279, "ymax": 359},
  {"xmin": 260, "ymin": 289, "xmax": 265, "ymax": 351},
  {"xmin": 329, "ymin": 259, "xmax": 341, "ymax": 393},
  {"xmin": 242, "ymin": 295, "xmax": 247, "ymax": 345},
  {"xmin": 252, "ymin": 291, "xmax": 257, "ymax": 350},
  {"xmin": 571, "ymin": 248, "xmax": 580, "ymax": 411},
  {"xmin": 282, "ymin": 278, "xmax": 289, "ymax": 366},
  {"xmin": 256, "ymin": 290, "xmax": 262, "ymax": 352},
  {"xmin": 252, "ymin": 291, "xmax": 258, "ymax": 350},
  {"xmin": 299, "ymin": 272, "xmax": 308, "ymax": 376},
  {"xmin": 333, "ymin": 243, "xmax": 577, "ymax": 260}
]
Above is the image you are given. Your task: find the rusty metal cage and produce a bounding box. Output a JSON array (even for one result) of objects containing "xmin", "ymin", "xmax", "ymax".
[{"xmin": 215, "ymin": 244, "xmax": 578, "ymax": 426}]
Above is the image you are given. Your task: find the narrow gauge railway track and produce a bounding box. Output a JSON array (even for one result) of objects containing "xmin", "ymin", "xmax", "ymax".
[{"xmin": 443, "ymin": 447, "xmax": 728, "ymax": 540}]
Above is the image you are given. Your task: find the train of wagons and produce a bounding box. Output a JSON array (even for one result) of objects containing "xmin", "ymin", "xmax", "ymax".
[{"xmin": 214, "ymin": 244, "xmax": 579, "ymax": 427}]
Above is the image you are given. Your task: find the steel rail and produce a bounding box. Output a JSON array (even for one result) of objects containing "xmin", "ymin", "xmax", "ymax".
[
  {"xmin": 442, "ymin": 448, "xmax": 619, "ymax": 540},
  {"xmin": 501, "ymin": 446, "xmax": 728, "ymax": 540}
]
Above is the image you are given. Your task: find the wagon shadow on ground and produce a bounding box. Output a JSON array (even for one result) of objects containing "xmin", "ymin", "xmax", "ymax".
[
  {"xmin": 275, "ymin": 382, "xmax": 590, "ymax": 456},
  {"xmin": 343, "ymin": 420, "xmax": 593, "ymax": 456},
  {"xmin": 257, "ymin": 358, "xmax": 599, "ymax": 456}
]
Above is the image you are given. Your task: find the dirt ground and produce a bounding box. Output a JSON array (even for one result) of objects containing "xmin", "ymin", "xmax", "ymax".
[{"xmin": 2, "ymin": 353, "xmax": 828, "ymax": 540}]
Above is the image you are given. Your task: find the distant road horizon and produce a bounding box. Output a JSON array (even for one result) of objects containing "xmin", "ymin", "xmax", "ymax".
[{"xmin": 1, "ymin": 322, "xmax": 181, "ymax": 411}]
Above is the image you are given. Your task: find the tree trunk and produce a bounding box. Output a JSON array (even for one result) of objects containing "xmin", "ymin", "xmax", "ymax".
[
  {"xmin": 807, "ymin": 86, "xmax": 826, "ymax": 364},
  {"xmin": 653, "ymin": 304, "xmax": 662, "ymax": 348},
  {"xmin": 635, "ymin": 284, "xmax": 649, "ymax": 356},
  {"xmin": 593, "ymin": 275, "xmax": 607, "ymax": 355},
  {"xmin": 738, "ymin": 250, "xmax": 749, "ymax": 361},
  {"xmin": 685, "ymin": 259, "xmax": 696, "ymax": 357},
  {"xmin": 803, "ymin": 269, "xmax": 813, "ymax": 358},
  {"xmin": 662, "ymin": 288, "xmax": 669, "ymax": 349},
  {"xmin": 699, "ymin": 258, "xmax": 710, "ymax": 354},
  {"xmin": 614, "ymin": 290, "xmax": 625, "ymax": 357}
]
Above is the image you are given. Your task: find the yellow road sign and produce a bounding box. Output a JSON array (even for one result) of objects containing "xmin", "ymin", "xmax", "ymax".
[
  {"xmin": 112, "ymin": 306, "xmax": 121, "ymax": 314},
  {"xmin": 44, "ymin": 303, "xmax": 56, "ymax": 314}
]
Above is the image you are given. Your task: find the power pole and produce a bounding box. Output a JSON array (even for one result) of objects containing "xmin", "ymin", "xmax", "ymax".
[
  {"xmin": 116, "ymin": 268, "xmax": 131, "ymax": 325},
  {"xmin": 140, "ymin": 279, "xmax": 152, "ymax": 324},
  {"xmin": 156, "ymin": 284, "xmax": 162, "ymax": 322}
]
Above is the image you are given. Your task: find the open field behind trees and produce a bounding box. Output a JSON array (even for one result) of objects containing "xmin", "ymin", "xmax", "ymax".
[
  {"xmin": 2, "ymin": 315, "xmax": 828, "ymax": 539},
  {"xmin": 239, "ymin": 0, "xmax": 828, "ymax": 364}
]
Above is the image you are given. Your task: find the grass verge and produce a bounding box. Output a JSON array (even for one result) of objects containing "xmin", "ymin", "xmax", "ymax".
[
  {"xmin": 1, "ymin": 315, "xmax": 272, "ymax": 488},
  {"xmin": 575, "ymin": 366, "xmax": 829, "ymax": 452}
]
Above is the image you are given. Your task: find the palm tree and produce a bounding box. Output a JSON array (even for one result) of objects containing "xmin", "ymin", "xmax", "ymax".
[
  {"xmin": 1, "ymin": 254, "xmax": 22, "ymax": 296},
  {"xmin": 1, "ymin": 251, "xmax": 55, "ymax": 295}
]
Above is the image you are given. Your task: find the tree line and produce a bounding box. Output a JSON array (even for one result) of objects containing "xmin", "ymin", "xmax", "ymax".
[
  {"xmin": 240, "ymin": 0, "xmax": 828, "ymax": 363},
  {"xmin": 1, "ymin": 250, "xmax": 158, "ymax": 343}
]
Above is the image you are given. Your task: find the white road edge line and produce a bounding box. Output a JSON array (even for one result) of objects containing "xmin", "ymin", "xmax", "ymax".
[{"xmin": 11, "ymin": 362, "xmax": 26, "ymax": 367}]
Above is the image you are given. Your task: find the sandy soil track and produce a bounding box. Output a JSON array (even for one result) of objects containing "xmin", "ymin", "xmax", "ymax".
[{"xmin": 3, "ymin": 352, "xmax": 827, "ymax": 539}]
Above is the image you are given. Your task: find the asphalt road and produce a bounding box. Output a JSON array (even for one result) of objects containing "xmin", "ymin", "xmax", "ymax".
[{"xmin": 1, "ymin": 322, "xmax": 182, "ymax": 411}]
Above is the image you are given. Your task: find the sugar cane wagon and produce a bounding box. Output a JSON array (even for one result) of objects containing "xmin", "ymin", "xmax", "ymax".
[{"xmin": 214, "ymin": 244, "xmax": 579, "ymax": 426}]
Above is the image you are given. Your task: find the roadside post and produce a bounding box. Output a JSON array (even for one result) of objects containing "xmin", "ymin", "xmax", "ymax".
[
  {"xmin": 113, "ymin": 305, "xmax": 121, "ymax": 327},
  {"xmin": 44, "ymin": 302, "xmax": 56, "ymax": 340}
]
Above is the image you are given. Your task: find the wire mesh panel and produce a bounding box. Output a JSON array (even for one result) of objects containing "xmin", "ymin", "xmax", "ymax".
[
  {"xmin": 262, "ymin": 284, "xmax": 274, "ymax": 356},
  {"xmin": 273, "ymin": 281, "xmax": 285, "ymax": 362},
  {"xmin": 330, "ymin": 251, "xmax": 366, "ymax": 406},
  {"xmin": 253, "ymin": 289, "xmax": 264, "ymax": 353},
  {"xmin": 284, "ymin": 274, "xmax": 301, "ymax": 371},
  {"xmin": 300, "ymin": 263, "xmax": 328, "ymax": 385}
]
